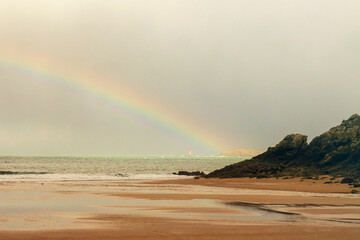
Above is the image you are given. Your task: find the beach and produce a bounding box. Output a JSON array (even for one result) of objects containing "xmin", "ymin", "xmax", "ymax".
[
  {"xmin": 2, "ymin": 1, "xmax": 360, "ymax": 239},
  {"xmin": 0, "ymin": 176, "xmax": 359, "ymax": 239}
]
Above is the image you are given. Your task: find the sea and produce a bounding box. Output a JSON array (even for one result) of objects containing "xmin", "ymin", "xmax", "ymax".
[{"xmin": 0, "ymin": 156, "xmax": 246, "ymax": 181}]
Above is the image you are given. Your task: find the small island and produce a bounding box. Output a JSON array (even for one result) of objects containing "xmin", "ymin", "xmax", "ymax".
[
  {"xmin": 221, "ymin": 149, "xmax": 263, "ymax": 157},
  {"xmin": 207, "ymin": 114, "xmax": 360, "ymax": 186}
]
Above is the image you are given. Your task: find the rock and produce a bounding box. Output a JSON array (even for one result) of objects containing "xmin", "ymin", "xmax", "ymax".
[
  {"xmin": 258, "ymin": 134, "xmax": 308, "ymax": 163},
  {"xmin": 340, "ymin": 177, "xmax": 356, "ymax": 184},
  {"xmin": 303, "ymin": 114, "xmax": 360, "ymax": 170},
  {"xmin": 268, "ymin": 134, "xmax": 308, "ymax": 155},
  {"xmin": 174, "ymin": 171, "xmax": 205, "ymax": 177},
  {"xmin": 207, "ymin": 114, "xmax": 360, "ymax": 179}
]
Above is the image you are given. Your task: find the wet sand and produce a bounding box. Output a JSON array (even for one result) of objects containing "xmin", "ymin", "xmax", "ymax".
[
  {"xmin": 0, "ymin": 220, "xmax": 359, "ymax": 240},
  {"xmin": 147, "ymin": 176, "xmax": 355, "ymax": 193},
  {"xmin": 0, "ymin": 177, "xmax": 359, "ymax": 239}
]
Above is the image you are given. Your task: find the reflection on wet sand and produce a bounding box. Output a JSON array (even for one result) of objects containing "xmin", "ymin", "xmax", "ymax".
[{"xmin": 0, "ymin": 179, "xmax": 359, "ymax": 239}]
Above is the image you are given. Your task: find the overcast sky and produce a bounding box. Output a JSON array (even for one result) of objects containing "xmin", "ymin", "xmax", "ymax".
[{"xmin": 0, "ymin": 0, "xmax": 359, "ymax": 155}]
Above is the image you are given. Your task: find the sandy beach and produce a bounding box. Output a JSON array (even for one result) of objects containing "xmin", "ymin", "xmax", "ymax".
[
  {"xmin": 0, "ymin": 177, "xmax": 359, "ymax": 239},
  {"xmin": 2, "ymin": 0, "xmax": 360, "ymax": 239}
]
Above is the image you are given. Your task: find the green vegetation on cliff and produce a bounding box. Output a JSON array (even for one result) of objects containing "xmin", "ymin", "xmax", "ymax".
[{"xmin": 208, "ymin": 114, "xmax": 360, "ymax": 180}]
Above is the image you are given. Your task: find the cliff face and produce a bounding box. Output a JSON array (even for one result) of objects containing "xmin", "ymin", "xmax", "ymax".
[
  {"xmin": 257, "ymin": 134, "xmax": 308, "ymax": 163},
  {"xmin": 303, "ymin": 114, "xmax": 360, "ymax": 176},
  {"xmin": 208, "ymin": 114, "xmax": 360, "ymax": 179}
]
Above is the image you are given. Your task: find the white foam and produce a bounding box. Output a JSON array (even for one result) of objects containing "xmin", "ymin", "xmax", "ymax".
[{"xmin": 0, "ymin": 173, "xmax": 190, "ymax": 182}]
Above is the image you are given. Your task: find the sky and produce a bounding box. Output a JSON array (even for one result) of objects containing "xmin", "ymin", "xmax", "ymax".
[{"xmin": 0, "ymin": 0, "xmax": 359, "ymax": 156}]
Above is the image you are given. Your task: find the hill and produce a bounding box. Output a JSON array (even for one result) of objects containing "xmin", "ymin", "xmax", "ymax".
[{"xmin": 208, "ymin": 114, "xmax": 360, "ymax": 180}]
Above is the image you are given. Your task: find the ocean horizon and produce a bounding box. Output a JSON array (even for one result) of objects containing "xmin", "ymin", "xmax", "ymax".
[{"xmin": 0, "ymin": 155, "xmax": 246, "ymax": 181}]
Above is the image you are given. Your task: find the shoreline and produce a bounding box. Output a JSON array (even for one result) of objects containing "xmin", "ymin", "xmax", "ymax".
[
  {"xmin": 0, "ymin": 177, "xmax": 359, "ymax": 239},
  {"xmin": 146, "ymin": 175, "xmax": 359, "ymax": 193}
]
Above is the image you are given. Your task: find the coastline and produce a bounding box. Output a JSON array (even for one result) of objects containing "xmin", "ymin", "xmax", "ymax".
[
  {"xmin": 0, "ymin": 176, "xmax": 359, "ymax": 239},
  {"xmin": 147, "ymin": 175, "xmax": 358, "ymax": 193}
]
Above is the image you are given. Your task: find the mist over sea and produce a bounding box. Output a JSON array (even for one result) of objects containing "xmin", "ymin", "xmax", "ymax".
[{"xmin": 0, "ymin": 156, "xmax": 245, "ymax": 181}]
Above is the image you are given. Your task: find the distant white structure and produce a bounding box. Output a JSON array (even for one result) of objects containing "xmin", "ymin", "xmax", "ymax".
[{"xmin": 188, "ymin": 148, "xmax": 192, "ymax": 156}]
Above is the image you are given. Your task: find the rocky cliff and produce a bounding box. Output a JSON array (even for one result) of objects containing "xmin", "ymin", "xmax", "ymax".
[{"xmin": 208, "ymin": 114, "xmax": 360, "ymax": 179}]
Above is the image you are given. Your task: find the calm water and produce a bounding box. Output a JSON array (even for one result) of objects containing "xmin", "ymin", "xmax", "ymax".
[{"xmin": 0, "ymin": 156, "xmax": 246, "ymax": 181}]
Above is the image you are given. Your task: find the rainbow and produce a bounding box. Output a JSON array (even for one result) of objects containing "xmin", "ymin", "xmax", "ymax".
[{"xmin": 0, "ymin": 50, "xmax": 229, "ymax": 154}]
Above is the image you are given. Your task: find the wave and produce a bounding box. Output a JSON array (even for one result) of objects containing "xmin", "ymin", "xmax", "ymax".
[
  {"xmin": 0, "ymin": 171, "xmax": 49, "ymax": 175},
  {"xmin": 0, "ymin": 173, "xmax": 190, "ymax": 182}
]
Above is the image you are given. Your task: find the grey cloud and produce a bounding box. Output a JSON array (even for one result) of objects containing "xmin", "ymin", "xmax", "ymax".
[{"xmin": 0, "ymin": 0, "xmax": 359, "ymax": 155}]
